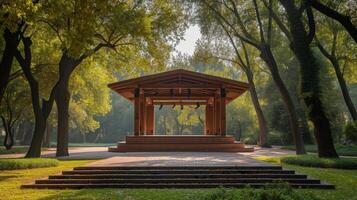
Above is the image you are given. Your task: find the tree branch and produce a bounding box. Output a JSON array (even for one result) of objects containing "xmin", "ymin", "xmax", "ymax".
[
  {"xmin": 306, "ymin": 4, "xmax": 316, "ymax": 44},
  {"xmin": 310, "ymin": 0, "xmax": 357, "ymax": 43}
]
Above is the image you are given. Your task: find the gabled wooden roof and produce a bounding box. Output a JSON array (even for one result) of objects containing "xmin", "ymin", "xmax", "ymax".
[{"xmin": 108, "ymin": 69, "xmax": 249, "ymax": 104}]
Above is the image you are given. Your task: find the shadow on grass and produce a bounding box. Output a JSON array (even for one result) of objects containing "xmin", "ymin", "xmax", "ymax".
[{"xmin": 0, "ymin": 175, "xmax": 18, "ymax": 182}]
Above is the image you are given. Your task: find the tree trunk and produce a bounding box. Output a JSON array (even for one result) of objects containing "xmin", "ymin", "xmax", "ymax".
[
  {"xmin": 0, "ymin": 29, "xmax": 20, "ymax": 105},
  {"xmin": 246, "ymin": 71, "xmax": 269, "ymax": 147},
  {"xmin": 42, "ymin": 122, "xmax": 52, "ymax": 148},
  {"xmin": 280, "ymin": 0, "xmax": 338, "ymax": 157},
  {"xmin": 260, "ymin": 46, "xmax": 306, "ymax": 154},
  {"xmin": 55, "ymin": 54, "xmax": 77, "ymax": 157},
  {"xmin": 55, "ymin": 77, "xmax": 71, "ymax": 157},
  {"xmin": 331, "ymin": 58, "xmax": 357, "ymax": 120},
  {"xmin": 14, "ymin": 36, "xmax": 56, "ymax": 158},
  {"xmin": 1, "ymin": 116, "xmax": 14, "ymax": 150}
]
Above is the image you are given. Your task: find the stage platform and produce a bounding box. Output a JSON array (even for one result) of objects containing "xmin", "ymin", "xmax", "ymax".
[{"xmin": 108, "ymin": 135, "xmax": 254, "ymax": 152}]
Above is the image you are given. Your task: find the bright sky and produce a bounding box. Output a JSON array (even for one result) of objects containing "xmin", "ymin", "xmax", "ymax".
[{"xmin": 174, "ymin": 25, "xmax": 201, "ymax": 55}]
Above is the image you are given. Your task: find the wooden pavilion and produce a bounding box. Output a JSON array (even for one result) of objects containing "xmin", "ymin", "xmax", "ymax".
[{"xmin": 108, "ymin": 69, "xmax": 253, "ymax": 152}]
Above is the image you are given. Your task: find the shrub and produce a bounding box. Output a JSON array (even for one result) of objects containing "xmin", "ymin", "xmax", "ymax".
[
  {"xmin": 344, "ymin": 121, "xmax": 357, "ymax": 144},
  {"xmin": 0, "ymin": 158, "xmax": 59, "ymax": 170},
  {"xmin": 281, "ymin": 155, "xmax": 357, "ymax": 169}
]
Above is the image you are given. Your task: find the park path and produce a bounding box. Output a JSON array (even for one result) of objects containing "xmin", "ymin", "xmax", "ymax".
[{"xmin": 0, "ymin": 146, "xmax": 295, "ymax": 166}]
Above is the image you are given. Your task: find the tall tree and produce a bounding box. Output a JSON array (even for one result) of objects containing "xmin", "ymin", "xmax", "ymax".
[
  {"xmin": 197, "ymin": 0, "xmax": 306, "ymax": 153},
  {"xmin": 315, "ymin": 18, "xmax": 357, "ymax": 120},
  {"xmin": 278, "ymin": 0, "xmax": 338, "ymax": 157},
  {"xmin": 32, "ymin": 0, "xmax": 186, "ymax": 157}
]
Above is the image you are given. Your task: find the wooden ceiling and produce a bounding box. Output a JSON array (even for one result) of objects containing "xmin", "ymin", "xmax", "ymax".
[{"xmin": 108, "ymin": 69, "xmax": 249, "ymax": 105}]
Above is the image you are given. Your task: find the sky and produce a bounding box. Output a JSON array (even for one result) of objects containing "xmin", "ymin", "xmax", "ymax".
[{"xmin": 174, "ymin": 25, "xmax": 201, "ymax": 56}]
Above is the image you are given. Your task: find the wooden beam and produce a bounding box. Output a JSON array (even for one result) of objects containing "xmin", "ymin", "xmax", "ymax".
[
  {"xmin": 150, "ymin": 96, "xmax": 210, "ymax": 100},
  {"xmin": 140, "ymin": 83, "xmax": 221, "ymax": 89}
]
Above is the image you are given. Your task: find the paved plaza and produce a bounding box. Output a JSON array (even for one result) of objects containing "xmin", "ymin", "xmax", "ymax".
[{"xmin": 0, "ymin": 146, "xmax": 295, "ymax": 166}]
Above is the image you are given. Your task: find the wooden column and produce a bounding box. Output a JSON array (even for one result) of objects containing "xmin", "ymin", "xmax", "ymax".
[
  {"xmin": 220, "ymin": 88, "xmax": 226, "ymax": 136},
  {"xmin": 214, "ymin": 92, "xmax": 221, "ymax": 135},
  {"xmin": 205, "ymin": 104, "xmax": 213, "ymax": 135},
  {"xmin": 134, "ymin": 88, "xmax": 140, "ymax": 136},
  {"xmin": 145, "ymin": 104, "xmax": 154, "ymax": 135},
  {"xmin": 139, "ymin": 90, "xmax": 145, "ymax": 135}
]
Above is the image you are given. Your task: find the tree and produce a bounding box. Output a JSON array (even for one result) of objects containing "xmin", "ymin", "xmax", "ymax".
[
  {"xmin": 0, "ymin": 0, "xmax": 39, "ymax": 105},
  {"xmin": 0, "ymin": 80, "xmax": 29, "ymax": 149},
  {"xmin": 315, "ymin": 17, "xmax": 357, "ymax": 120},
  {"xmin": 196, "ymin": 0, "xmax": 306, "ymax": 153},
  {"xmin": 278, "ymin": 0, "xmax": 339, "ymax": 157}
]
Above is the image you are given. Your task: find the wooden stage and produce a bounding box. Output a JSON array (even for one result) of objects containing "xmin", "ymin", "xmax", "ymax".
[
  {"xmin": 107, "ymin": 69, "xmax": 253, "ymax": 152},
  {"xmin": 108, "ymin": 135, "xmax": 254, "ymax": 152}
]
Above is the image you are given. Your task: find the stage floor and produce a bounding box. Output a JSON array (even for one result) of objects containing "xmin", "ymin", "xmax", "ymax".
[{"xmin": 109, "ymin": 135, "xmax": 254, "ymax": 152}]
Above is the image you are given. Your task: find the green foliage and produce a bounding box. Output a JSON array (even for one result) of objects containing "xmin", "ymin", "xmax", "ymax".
[
  {"xmin": 281, "ymin": 155, "xmax": 357, "ymax": 169},
  {"xmin": 343, "ymin": 121, "xmax": 357, "ymax": 144},
  {"xmin": 267, "ymin": 131, "xmax": 284, "ymax": 145},
  {"xmin": 0, "ymin": 0, "xmax": 40, "ymax": 32},
  {"xmin": 256, "ymin": 156, "xmax": 357, "ymax": 200},
  {"xmin": 201, "ymin": 184, "xmax": 319, "ymax": 200},
  {"xmin": 0, "ymin": 158, "xmax": 59, "ymax": 170},
  {"xmin": 281, "ymin": 144, "xmax": 357, "ymax": 157}
]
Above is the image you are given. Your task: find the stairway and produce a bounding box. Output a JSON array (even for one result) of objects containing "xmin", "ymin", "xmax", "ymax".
[{"xmin": 22, "ymin": 166, "xmax": 334, "ymax": 189}]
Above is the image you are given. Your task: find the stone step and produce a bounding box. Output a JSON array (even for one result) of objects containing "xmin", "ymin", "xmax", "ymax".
[
  {"xmin": 125, "ymin": 135, "xmax": 236, "ymax": 144},
  {"xmin": 62, "ymin": 169, "xmax": 295, "ymax": 175},
  {"xmin": 23, "ymin": 166, "xmax": 334, "ymax": 190},
  {"xmin": 36, "ymin": 178, "xmax": 321, "ymax": 184},
  {"xmin": 22, "ymin": 183, "xmax": 335, "ymax": 189},
  {"xmin": 49, "ymin": 173, "xmax": 308, "ymax": 179},
  {"xmin": 73, "ymin": 166, "xmax": 282, "ymax": 170},
  {"xmin": 110, "ymin": 143, "xmax": 253, "ymax": 152}
]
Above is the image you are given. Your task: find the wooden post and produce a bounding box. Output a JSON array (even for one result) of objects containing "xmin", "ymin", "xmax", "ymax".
[
  {"xmin": 139, "ymin": 90, "xmax": 145, "ymax": 135},
  {"xmin": 205, "ymin": 104, "xmax": 213, "ymax": 135},
  {"xmin": 134, "ymin": 88, "xmax": 140, "ymax": 136},
  {"xmin": 220, "ymin": 88, "xmax": 226, "ymax": 136},
  {"xmin": 145, "ymin": 104, "xmax": 154, "ymax": 135},
  {"xmin": 214, "ymin": 92, "xmax": 221, "ymax": 135}
]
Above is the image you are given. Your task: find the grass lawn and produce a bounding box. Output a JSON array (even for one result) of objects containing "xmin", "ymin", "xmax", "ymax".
[
  {"xmin": 281, "ymin": 144, "xmax": 357, "ymax": 156},
  {"xmin": 256, "ymin": 156, "xmax": 357, "ymax": 200}
]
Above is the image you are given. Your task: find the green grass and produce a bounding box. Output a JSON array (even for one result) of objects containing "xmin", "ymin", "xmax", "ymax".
[
  {"xmin": 0, "ymin": 158, "xmax": 59, "ymax": 170},
  {"xmin": 281, "ymin": 144, "xmax": 357, "ymax": 156},
  {"xmin": 280, "ymin": 155, "xmax": 357, "ymax": 169},
  {"xmin": 256, "ymin": 156, "xmax": 357, "ymax": 200},
  {"xmin": 0, "ymin": 146, "xmax": 29, "ymax": 154},
  {"xmin": 0, "ymin": 160, "xmax": 94, "ymax": 200}
]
